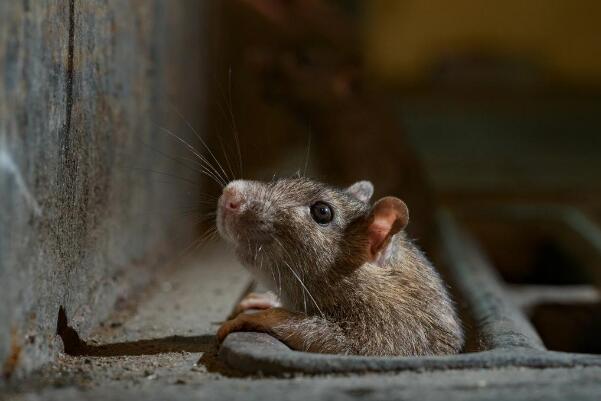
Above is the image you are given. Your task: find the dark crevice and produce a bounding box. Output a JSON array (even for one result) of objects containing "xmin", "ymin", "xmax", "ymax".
[
  {"xmin": 530, "ymin": 302, "xmax": 601, "ymax": 354},
  {"xmin": 57, "ymin": 0, "xmax": 75, "ymax": 173},
  {"xmin": 56, "ymin": 0, "xmax": 78, "ymax": 302},
  {"xmin": 56, "ymin": 306, "xmax": 214, "ymax": 357},
  {"xmin": 56, "ymin": 306, "xmax": 86, "ymax": 355}
]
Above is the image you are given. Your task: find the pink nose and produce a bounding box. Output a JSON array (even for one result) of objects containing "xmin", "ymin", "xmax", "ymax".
[
  {"xmin": 226, "ymin": 198, "xmax": 241, "ymax": 211},
  {"xmin": 222, "ymin": 187, "xmax": 244, "ymax": 212}
]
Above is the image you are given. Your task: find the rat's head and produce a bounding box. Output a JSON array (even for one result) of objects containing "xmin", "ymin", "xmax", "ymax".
[{"xmin": 216, "ymin": 178, "xmax": 409, "ymax": 287}]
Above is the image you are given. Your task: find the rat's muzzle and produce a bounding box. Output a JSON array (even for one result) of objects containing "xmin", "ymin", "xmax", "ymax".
[
  {"xmin": 217, "ymin": 180, "xmax": 273, "ymax": 245},
  {"xmin": 217, "ymin": 181, "xmax": 247, "ymax": 243}
]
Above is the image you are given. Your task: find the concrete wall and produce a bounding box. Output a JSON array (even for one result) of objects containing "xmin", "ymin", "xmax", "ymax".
[{"xmin": 0, "ymin": 0, "xmax": 208, "ymax": 379}]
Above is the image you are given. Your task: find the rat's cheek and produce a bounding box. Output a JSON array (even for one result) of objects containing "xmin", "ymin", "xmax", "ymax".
[
  {"xmin": 216, "ymin": 211, "xmax": 226, "ymax": 237},
  {"xmin": 216, "ymin": 212, "xmax": 238, "ymax": 244}
]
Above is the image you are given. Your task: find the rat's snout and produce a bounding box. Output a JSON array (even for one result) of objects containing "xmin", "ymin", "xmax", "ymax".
[
  {"xmin": 220, "ymin": 181, "xmax": 249, "ymax": 215},
  {"xmin": 222, "ymin": 186, "xmax": 244, "ymax": 213},
  {"xmin": 217, "ymin": 181, "xmax": 249, "ymax": 244},
  {"xmin": 217, "ymin": 180, "xmax": 274, "ymax": 246},
  {"xmin": 225, "ymin": 197, "xmax": 241, "ymax": 212}
]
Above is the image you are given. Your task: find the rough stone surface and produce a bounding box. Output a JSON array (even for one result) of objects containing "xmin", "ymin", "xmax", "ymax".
[
  {"xmin": 0, "ymin": 0, "xmax": 208, "ymax": 379},
  {"xmin": 9, "ymin": 367, "xmax": 601, "ymax": 401},
  {"xmin": 1, "ymin": 243, "xmax": 601, "ymax": 400},
  {"xmin": 1, "ymin": 242, "xmax": 252, "ymax": 393}
]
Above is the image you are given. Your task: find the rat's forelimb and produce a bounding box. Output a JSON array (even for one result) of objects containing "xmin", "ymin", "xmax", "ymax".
[{"xmin": 217, "ymin": 308, "xmax": 352, "ymax": 354}]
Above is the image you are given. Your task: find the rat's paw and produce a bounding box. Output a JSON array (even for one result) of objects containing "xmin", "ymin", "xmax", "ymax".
[
  {"xmin": 217, "ymin": 316, "xmax": 243, "ymax": 343},
  {"xmin": 228, "ymin": 291, "xmax": 281, "ymax": 319},
  {"xmin": 217, "ymin": 307, "xmax": 290, "ymax": 343},
  {"xmin": 217, "ymin": 313, "xmax": 264, "ymax": 343}
]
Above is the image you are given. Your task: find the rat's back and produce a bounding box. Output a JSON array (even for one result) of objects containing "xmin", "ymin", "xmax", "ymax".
[{"xmin": 309, "ymin": 234, "xmax": 464, "ymax": 356}]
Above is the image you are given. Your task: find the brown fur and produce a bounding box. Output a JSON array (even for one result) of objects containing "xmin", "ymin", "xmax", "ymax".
[{"xmin": 217, "ymin": 178, "xmax": 463, "ymax": 356}]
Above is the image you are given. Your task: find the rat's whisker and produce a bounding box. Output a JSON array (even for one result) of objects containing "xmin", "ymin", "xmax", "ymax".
[
  {"xmin": 303, "ymin": 133, "xmax": 312, "ymax": 177},
  {"xmin": 135, "ymin": 208, "xmax": 215, "ymax": 219},
  {"xmin": 174, "ymin": 155, "xmax": 231, "ymax": 188},
  {"xmin": 209, "ymin": 98, "xmax": 238, "ymax": 182},
  {"xmin": 283, "ymin": 260, "xmax": 324, "ymax": 318},
  {"xmin": 158, "ymin": 126, "xmax": 227, "ymax": 187},
  {"xmin": 227, "ymin": 67, "xmax": 243, "ymax": 178},
  {"xmin": 215, "ymin": 68, "xmax": 243, "ymax": 179},
  {"xmin": 284, "ymin": 249, "xmax": 322, "ymax": 317},
  {"xmin": 274, "ymin": 237, "xmax": 324, "ymax": 318},
  {"xmin": 136, "ymin": 138, "xmax": 215, "ymax": 179},
  {"xmin": 128, "ymin": 166, "xmax": 200, "ymax": 187},
  {"xmin": 193, "ymin": 213, "xmax": 218, "ymax": 223},
  {"xmin": 253, "ymin": 243, "xmax": 259, "ymax": 265},
  {"xmin": 277, "ymin": 261, "xmax": 282, "ymax": 300},
  {"xmin": 213, "ymin": 77, "xmax": 241, "ymax": 180},
  {"xmin": 169, "ymin": 105, "xmax": 232, "ymax": 183},
  {"xmin": 193, "ymin": 226, "xmax": 218, "ymax": 251},
  {"xmin": 128, "ymin": 164, "xmax": 222, "ymax": 193},
  {"xmin": 218, "ymin": 135, "xmax": 237, "ymax": 182}
]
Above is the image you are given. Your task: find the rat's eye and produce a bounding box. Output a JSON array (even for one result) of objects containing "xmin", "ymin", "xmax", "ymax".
[{"xmin": 310, "ymin": 202, "xmax": 333, "ymax": 225}]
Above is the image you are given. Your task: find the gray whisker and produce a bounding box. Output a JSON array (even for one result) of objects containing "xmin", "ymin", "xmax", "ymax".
[
  {"xmin": 159, "ymin": 126, "xmax": 227, "ymax": 187},
  {"xmin": 169, "ymin": 105, "xmax": 232, "ymax": 183}
]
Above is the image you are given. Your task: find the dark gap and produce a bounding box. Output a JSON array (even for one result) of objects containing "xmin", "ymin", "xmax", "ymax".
[
  {"xmin": 464, "ymin": 218, "xmax": 593, "ymax": 285},
  {"xmin": 431, "ymin": 238, "xmax": 483, "ymax": 353},
  {"xmin": 529, "ymin": 302, "xmax": 601, "ymax": 354},
  {"xmin": 56, "ymin": 306, "xmax": 214, "ymax": 357},
  {"xmin": 56, "ymin": 306, "xmax": 86, "ymax": 355}
]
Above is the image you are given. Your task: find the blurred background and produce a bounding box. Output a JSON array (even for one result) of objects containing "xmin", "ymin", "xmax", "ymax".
[
  {"xmin": 208, "ymin": 0, "xmax": 601, "ymax": 355},
  {"xmin": 208, "ymin": 0, "xmax": 601, "ymax": 226},
  {"xmin": 1, "ymin": 0, "xmax": 601, "ymax": 382}
]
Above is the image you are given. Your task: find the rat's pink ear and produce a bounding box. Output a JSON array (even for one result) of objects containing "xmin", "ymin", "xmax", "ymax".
[
  {"xmin": 346, "ymin": 181, "xmax": 373, "ymax": 203},
  {"xmin": 366, "ymin": 197, "xmax": 409, "ymax": 260}
]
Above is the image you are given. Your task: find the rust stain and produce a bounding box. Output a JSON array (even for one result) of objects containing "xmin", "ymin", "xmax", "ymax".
[{"xmin": 2, "ymin": 327, "xmax": 22, "ymax": 380}]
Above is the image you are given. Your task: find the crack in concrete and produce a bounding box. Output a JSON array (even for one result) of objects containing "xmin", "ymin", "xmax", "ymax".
[{"xmin": 63, "ymin": 0, "xmax": 75, "ymax": 143}]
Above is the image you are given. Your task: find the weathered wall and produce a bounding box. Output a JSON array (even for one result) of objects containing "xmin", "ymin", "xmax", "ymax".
[{"xmin": 0, "ymin": 0, "xmax": 208, "ymax": 379}]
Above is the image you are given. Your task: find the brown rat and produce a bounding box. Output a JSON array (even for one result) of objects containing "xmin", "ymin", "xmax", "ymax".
[{"xmin": 216, "ymin": 177, "xmax": 463, "ymax": 356}]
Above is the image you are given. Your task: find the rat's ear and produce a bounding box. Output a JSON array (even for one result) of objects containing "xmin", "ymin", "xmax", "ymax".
[
  {"xmin": 366, "ymin": 197, "xmax": 409, "ymax": 260},
  {"xmin": 346, "ymin": 181, "xmax": 373, "ymax": 203}
]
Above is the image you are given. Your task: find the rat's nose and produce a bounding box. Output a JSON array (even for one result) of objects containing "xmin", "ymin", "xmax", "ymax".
[
  {"xmin": 226, "ymin": 197, "xmax": 241, "ymax": 211},
  {"xmin": 222, "ymin": 184, "xmax": 246, "ymax": 213}
]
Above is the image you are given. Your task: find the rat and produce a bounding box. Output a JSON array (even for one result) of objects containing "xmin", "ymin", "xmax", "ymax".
[{"xmin": 216, "ymin": 178, "xmax": 464, "ymax": 356}]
